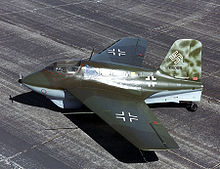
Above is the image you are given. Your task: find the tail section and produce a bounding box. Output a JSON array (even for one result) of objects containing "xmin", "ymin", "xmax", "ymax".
[{"xmin": 160, "ymin": 39, "xmax": 202, "ymax": 81}]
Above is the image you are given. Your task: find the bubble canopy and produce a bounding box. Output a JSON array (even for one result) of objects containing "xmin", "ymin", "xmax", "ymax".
[{"xmin": 45, "ymin": 60, "xmax": 81, "ymax": 73}]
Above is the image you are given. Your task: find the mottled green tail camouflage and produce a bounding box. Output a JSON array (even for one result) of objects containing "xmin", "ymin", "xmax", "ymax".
[{"xmin": 160, "ymin": 39, "xmax": 202, "ymax": 81}]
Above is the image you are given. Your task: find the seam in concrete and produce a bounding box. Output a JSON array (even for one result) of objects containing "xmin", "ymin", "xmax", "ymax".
[
  {"xmin": 0, "ymin": 128, "xmax": 78, "ymax": 168},
  {"xmin": 167, "ymin": 150, "xmax": 207, "ymax": 169}
]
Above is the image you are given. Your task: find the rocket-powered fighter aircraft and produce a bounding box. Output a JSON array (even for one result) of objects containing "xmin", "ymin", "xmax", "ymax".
[{"xmin": 19, "ymin": 38, "xmax": 203, "ymax": 150}]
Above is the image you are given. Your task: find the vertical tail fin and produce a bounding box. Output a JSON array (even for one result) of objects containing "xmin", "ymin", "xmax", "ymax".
[{"xmin": 159, "ymin": 39, "xmax": 202, "ymax": 81}]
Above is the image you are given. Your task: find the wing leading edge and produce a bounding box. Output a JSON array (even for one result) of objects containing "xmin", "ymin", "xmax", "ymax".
[
  {"xmin": 69, "ymin": 88, "xmax": 179, "ymax": 150},
  {"xmin": 91, "ymin": 37, "xmax": 147, "ymax": 67}
]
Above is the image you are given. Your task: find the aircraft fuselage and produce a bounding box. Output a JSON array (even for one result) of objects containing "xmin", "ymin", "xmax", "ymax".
[{"xmin": 21, "ymin": 59, "xmax": 202, "ymax": 109}]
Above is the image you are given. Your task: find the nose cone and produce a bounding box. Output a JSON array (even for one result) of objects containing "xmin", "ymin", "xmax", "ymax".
[
  {"xmin": 18, "ymin": 78, "xmax": 22, "ymax": 84},
  {"xmin": 22, "ymin": 71, "xmax": 50, "ymax": 88}
]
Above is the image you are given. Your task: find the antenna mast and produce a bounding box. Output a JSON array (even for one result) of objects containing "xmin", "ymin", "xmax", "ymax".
[{"xmin": 89, "ymin": 48, "xmax": 94, "ymax": 61}]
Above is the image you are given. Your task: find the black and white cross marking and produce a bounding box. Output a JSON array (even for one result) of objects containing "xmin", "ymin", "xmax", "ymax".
[
  {"xmin": 115, "ymin": 111, "xmax": 138, "ymax": 122},
  {"xmin": 145, "ymin": 75, "xmax": 157, "ymax": 87},
  {"xmin": 108, "ymin": 48, "xmax": 126, "ymax": 56}
]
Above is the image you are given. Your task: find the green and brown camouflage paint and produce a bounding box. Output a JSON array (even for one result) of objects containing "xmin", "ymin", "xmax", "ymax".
[{"xmin": 160, "ymin": 39, "xmax": 202, "ymax": 81}]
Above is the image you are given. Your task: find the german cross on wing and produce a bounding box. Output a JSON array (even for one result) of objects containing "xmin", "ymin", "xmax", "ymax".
[
  {"xmin": 108, "ymin": 48, "xmax": 126, "ymax": 56},
  {"xmin": 115, "ymin": 111, "xmax": 138, "ymax": 122}
]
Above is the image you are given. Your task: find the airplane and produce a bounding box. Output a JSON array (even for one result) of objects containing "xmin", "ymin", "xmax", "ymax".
[{"xmin": 18, "ymin": 37, "xmax": 203, "ymax": 151}]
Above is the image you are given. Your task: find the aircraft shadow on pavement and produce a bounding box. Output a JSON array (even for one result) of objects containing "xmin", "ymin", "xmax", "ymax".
[
  {"xmin": 65, "ymin": 113, "xmax": 159, "ymax": 163},
  {"xmin": 10, "ymin": 91, "xmax": 90, "ymax": 113},
  {"xmin": 10, "ymin": 91, "xmax": 186, "ymax": 163},
  {"xmin": 11, "ymin": 91, "xmax": 188, "ymax": 112}
]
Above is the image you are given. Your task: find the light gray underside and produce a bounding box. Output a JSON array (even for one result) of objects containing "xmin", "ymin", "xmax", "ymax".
[{"xmin": 145, "ymin": 89, "xmax": 202, "ymax": 104}]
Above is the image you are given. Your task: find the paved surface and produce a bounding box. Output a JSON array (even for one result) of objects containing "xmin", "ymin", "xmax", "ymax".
[{"xmin": 0, "ymin": 0, "xmax": 219, "ymax": 168}]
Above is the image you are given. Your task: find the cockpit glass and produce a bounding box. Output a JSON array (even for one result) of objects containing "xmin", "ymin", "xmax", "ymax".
[
  {"xmin": 65, "ymin": 61, "xmax": 81, "ymax": 73},
  {"xmin": 45, "ymin": 63, "xmax": 56, "ymax": 71},
  {"xmin": 45, "ymin": 60, "xmax": 81, "ymax": 73},
  {"xmin": 85, "ymin": 65, "xmax": 98, "ymax": 76}
]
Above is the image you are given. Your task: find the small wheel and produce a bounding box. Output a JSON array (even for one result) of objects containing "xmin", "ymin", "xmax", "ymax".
[{"xmin": 186, "ymin": 103, "xmax": 198, "ymax": 112}]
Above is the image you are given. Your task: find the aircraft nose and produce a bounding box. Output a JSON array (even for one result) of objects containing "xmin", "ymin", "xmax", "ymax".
[
  {"xmin": 21, "ymin": 70, "xmax": 50, "ymax": 87},
  {"xmin": 18, "ymin": 78, "xmax": 22, "ymax": 84}
]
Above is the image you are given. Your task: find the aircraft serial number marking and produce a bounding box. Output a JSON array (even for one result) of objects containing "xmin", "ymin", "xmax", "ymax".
[
  {"xmin": 115, "ymin": 111, "xmax": 138, "ymax": 122},
  {"xmin": 168, "ymin": 66, "xmax": 182, "ymax": 70}
]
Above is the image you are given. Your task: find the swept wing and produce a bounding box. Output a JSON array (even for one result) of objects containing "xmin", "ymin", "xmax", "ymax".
[
  {"xmin": 92, "ymin": 37, "xmax": 147, "ymax": 67},
  {"xmin": 69, "ymin": 88, "xmax": 179, "ymax": 150}
]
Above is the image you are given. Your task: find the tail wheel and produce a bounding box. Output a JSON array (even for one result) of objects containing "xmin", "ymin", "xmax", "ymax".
[{"xmin": 186, "ymin": 103, "xmax": 198, "ymax": 112}]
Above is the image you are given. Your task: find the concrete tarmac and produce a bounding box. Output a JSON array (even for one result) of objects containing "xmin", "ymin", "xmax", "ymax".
[{"xmin": 0, "ymin": 0, "xmax": 219, "ymax": 168}]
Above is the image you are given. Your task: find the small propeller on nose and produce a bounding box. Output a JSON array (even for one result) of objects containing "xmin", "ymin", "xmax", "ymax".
[{"xmin": 9, "ymin": 95, "xmax": 13, "ymax": 103}]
